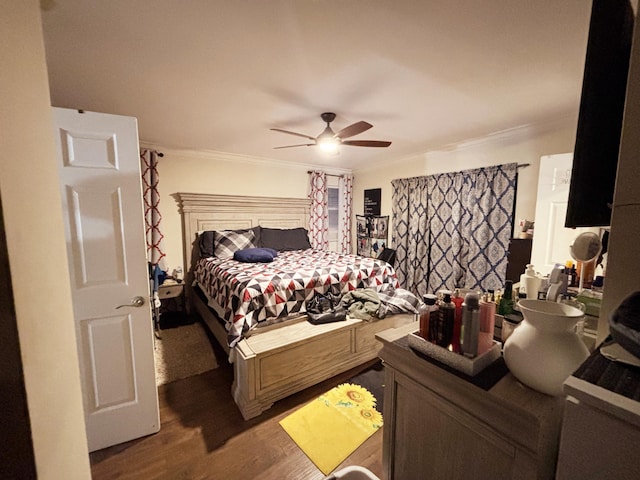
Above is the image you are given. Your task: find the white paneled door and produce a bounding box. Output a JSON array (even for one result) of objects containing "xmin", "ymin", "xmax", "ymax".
[{"xmin": 53, "ymin": 108, "xmax": 159, "ymax": 452}]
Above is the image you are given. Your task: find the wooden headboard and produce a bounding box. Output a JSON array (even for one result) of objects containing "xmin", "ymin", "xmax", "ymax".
[{"xmin": 175, "ymin": 192, "xmax": 311, "ymax": 300}]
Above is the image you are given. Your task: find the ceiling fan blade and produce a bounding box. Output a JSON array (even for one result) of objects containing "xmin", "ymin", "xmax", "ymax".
[
  {"xmin": 334, "ymin": 121, "xmax": 373, "ymax": 140},
  {"xmin": 270, "ymin": 128, "xmax": 316, "ymax": 141},
  {"xmin": 273, "ymin": 143, "xmax": 315, "ymax": 149},
  {"xmin": 342, "ymin": 140, "xmax": 392, "ymax": 147}
]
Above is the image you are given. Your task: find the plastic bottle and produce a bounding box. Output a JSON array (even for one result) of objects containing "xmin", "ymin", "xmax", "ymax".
[
  {"xmin": 436, "ymin": 292, "xmax": 456, "ymax": 348},
  {"xmin": 498, "ymin": 280, "xmax": 514, "ymax": 316},
  {"xmin": 418, "ymin": 300, "xmax": 430, "ymax": 340},
  {"xmin": 520, "ymin": 264, "xmax": 542, "ymax": 300},
  {"xmin": 478, "ymin": 294, "xmax": 496, "ymax": 354},
  {"xmin": 419, "ymin": 294, "xmax": 438, "ymax": 341},
  {"xmin": 565, "ymin": 260, "xmax": 575, "ymax": 287},
  {"xmin": 172, "ymin": 265, "xmax": 184, "ymax": 282},
  {"xmin": 537, "ymin": 276, "xmax": 549, "ymax": 300},
  {"xmin": 428, "ymin": 294, "xmax": 442, "ymax": 344},
  {"xmin": 450, "ymin": 289, "xmax": 465, "ymax": 353},
  {"xmin": 461, "ymin": 292, "xmax": 481, "ymax": 358},
  {"xmin": 426, "ymin": 294, "xmax": 439, "ymax": 343}
]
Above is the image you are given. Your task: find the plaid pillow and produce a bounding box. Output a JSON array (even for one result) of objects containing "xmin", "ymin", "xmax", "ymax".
[{"xmin": 214, "ymin": 229, "xmax": 257, "ymax": 259}]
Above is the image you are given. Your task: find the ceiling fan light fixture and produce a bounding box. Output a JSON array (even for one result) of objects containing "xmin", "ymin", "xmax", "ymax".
[
  {"xmin": 317, "ymin": 132, "xmax": 340, "ymax": 154},
  {"xmin": 319, "ymin": 142, "xmax": 340, "ymax": 155},
  {"xmin": 271, "ymin": 112, "xmax": 390, "ymax": 152}
]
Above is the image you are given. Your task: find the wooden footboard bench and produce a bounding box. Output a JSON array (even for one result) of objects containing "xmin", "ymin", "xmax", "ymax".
[{"xmin": 193, "ymin": 289, "xmax": 414, "ymax": 419}]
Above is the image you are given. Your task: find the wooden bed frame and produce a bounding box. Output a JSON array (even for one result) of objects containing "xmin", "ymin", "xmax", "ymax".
[{"xmin": 176, "ymin": 192, "xmax": 415, "ymax": 420}]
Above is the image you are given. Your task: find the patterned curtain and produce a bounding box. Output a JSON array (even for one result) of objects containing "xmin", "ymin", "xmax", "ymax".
[
  {"xmin": 308, "ymin": 171, "xmax": 329, "ymax": 250},
  {"xmin": 392, "ymin": 163, "xmax": 517, "ymax": 297},
  {"xmin": 140, "ymin": 149, "xmax": 166, "ymax": 266},
  {"xmin": 338, "ymin": 174, "xmax": 353, "ymax": 254},
  {"xmin": 391, "ymin": 176, "xmax": 430, "ymax": 293}
]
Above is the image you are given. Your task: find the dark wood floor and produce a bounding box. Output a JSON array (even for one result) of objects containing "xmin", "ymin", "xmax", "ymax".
[{"xmin": 90, "ymin": 325, "xmax": 384, "ymax": 480}]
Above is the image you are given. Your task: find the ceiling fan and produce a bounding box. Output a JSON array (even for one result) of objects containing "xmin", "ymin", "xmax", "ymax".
[{"xmin": 271, "ymin": 112, "xmax": 391, "ymax": 154}]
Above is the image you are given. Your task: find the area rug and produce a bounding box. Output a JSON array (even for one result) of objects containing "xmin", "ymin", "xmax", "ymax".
[
  {"xmin": 279, "ymin": 383, "xmax": 383, "ymax": 475},
  {"xmin": 154, "ymin": 322, "xmax": 218, "ymax": 386}
]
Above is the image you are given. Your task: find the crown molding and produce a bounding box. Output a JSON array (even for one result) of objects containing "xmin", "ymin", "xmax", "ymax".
[
  {"xmin": 138, "ymin": 143, "xmax": 352, "ymax": 177},
  {"xmin": 354, "ymin": 111, "xmax": 579, "ymax": 172}
]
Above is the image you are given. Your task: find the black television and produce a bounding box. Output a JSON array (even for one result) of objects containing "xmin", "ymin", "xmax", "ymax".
[{"xmin": 565, "ymin": 0, "xmax": 634, "ymax": 228}]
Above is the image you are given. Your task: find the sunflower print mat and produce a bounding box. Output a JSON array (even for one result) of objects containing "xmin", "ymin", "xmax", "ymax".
[
  {"xmin": 318, "ymin": 383, "xmax": 383, "ymax": 430},
  {"xmin": 279, "ymin": 383, "xmax": 382, "ymax": 475}
]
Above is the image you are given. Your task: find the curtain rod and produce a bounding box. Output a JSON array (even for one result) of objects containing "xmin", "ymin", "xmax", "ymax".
[
  {"xmin": 308, "ymin": 165, "xmax": 527, "ymax": 178},
  {"xmin": 141, "ymin": 147, "xmax": 164, "ymax": 157},
  {"xmin": 307, "ymin": 171, "xmax": 344, "ymax": 178}
]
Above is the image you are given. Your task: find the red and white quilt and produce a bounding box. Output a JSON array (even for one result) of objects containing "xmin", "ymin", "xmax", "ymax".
[{"xmin": 194, "ymin": 249, "xmax": 399, "ymax": 347}]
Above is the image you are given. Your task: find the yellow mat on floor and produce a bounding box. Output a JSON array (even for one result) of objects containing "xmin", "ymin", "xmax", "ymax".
[{"xmin": 279, "ymin": 383, "xmax": 382, "ymax": 475}]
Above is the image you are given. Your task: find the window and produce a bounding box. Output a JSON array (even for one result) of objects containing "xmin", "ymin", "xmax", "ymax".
[{"xmin": 327, "ymin": 177, "xmax": 340, "ymax": 251}]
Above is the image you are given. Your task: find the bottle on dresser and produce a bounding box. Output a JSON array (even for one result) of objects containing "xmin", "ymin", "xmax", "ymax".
[
  {"xmin": 418, "ymin": 294, "xmax": 438, "ymax": 341},
  {"xmin": 450, "ymin": 289, "xmax": 465, "ymax": 353},
  {"xmin": 436, "ymin": 291, "xmax": 456, "ymax": 348},
  {"xmin": 479, "ymin": 293, "xmax": 497, "ymax": 354},
  {"xmin": 520, "ymin": 264, "xmax": 542, "ymax": 300},
  {"xmin": 498, "ymin": 280, "xmax": 515, "ymax": 316},
  {"xmin": 460, "ymin": 292, "xmax": 481, "ymax": 357}
]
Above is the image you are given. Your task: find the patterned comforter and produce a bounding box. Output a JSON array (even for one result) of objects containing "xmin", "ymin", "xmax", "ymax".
[{"xmin": 194, "ymin": 249, "xmax": 399, "ymax": 347}]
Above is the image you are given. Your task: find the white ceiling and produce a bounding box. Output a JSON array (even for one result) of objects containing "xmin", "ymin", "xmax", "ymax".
[{"xmin": 40, "ymin": 0, "xmax": 593, "ymax": 170}]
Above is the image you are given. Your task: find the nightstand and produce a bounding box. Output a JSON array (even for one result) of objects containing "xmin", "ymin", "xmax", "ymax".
[
  {"xmin": 156, "ymin": 281, "xmax": 192, "ymax": 330},
  {"xmin": 158, "ymin": 281, "xmax": 184, "ymax": 313}
]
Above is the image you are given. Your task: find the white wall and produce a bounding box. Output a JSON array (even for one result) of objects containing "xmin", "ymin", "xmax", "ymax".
[
  {"xmin": 0, "ymin": 2, "xmax": 90, "ymax": 478},
  {"xmin": 352, "ymin": 115, "xmax": 579, "ymax": 246}
]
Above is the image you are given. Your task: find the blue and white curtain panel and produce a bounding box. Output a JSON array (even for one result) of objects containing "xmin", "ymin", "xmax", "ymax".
[{"xmin": 392, "ymin": 163, "xmax": 517, "ymax": 297}]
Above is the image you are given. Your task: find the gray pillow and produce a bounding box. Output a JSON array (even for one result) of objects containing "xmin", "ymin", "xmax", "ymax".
[
  {"xmin": 260, "ymin": 227, "xmax": 312, "ymax": 251},
  {"xmin": 198, "ymin": 230, "xmax": 216, "ymax": 257},
  {"xmin": 214, "ymin": 229, "xmax": 257, "ymax": 259},
  {"xmin": 199, "ymin": 226, "xmax": 261, "ymax": 258}
]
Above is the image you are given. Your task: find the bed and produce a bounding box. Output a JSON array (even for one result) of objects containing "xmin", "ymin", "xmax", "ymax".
[{"xmin": 177, "ymin": 192, "xmax": 416, "ymax": 419}]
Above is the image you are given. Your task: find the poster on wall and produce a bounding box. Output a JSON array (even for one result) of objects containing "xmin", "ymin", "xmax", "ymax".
[{"xmin": 364, "ymin": 188, "xmax": 381, "ymax": 216}]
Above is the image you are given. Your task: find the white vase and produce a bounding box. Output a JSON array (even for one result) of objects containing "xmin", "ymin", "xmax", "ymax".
[{"xmin": 503, "ymin": 299, "xmax": 589, "ymax": 396}]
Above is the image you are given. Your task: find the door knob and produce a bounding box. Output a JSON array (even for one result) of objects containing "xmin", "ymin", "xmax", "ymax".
[{"xmin": 115, "ymin": 296, "xmax": 145, "ymax": 309}]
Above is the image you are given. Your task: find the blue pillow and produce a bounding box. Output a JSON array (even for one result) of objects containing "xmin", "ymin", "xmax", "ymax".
[{"xmin": 234, "ymin": 247, "xmax": 278, "ymax": 263}]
